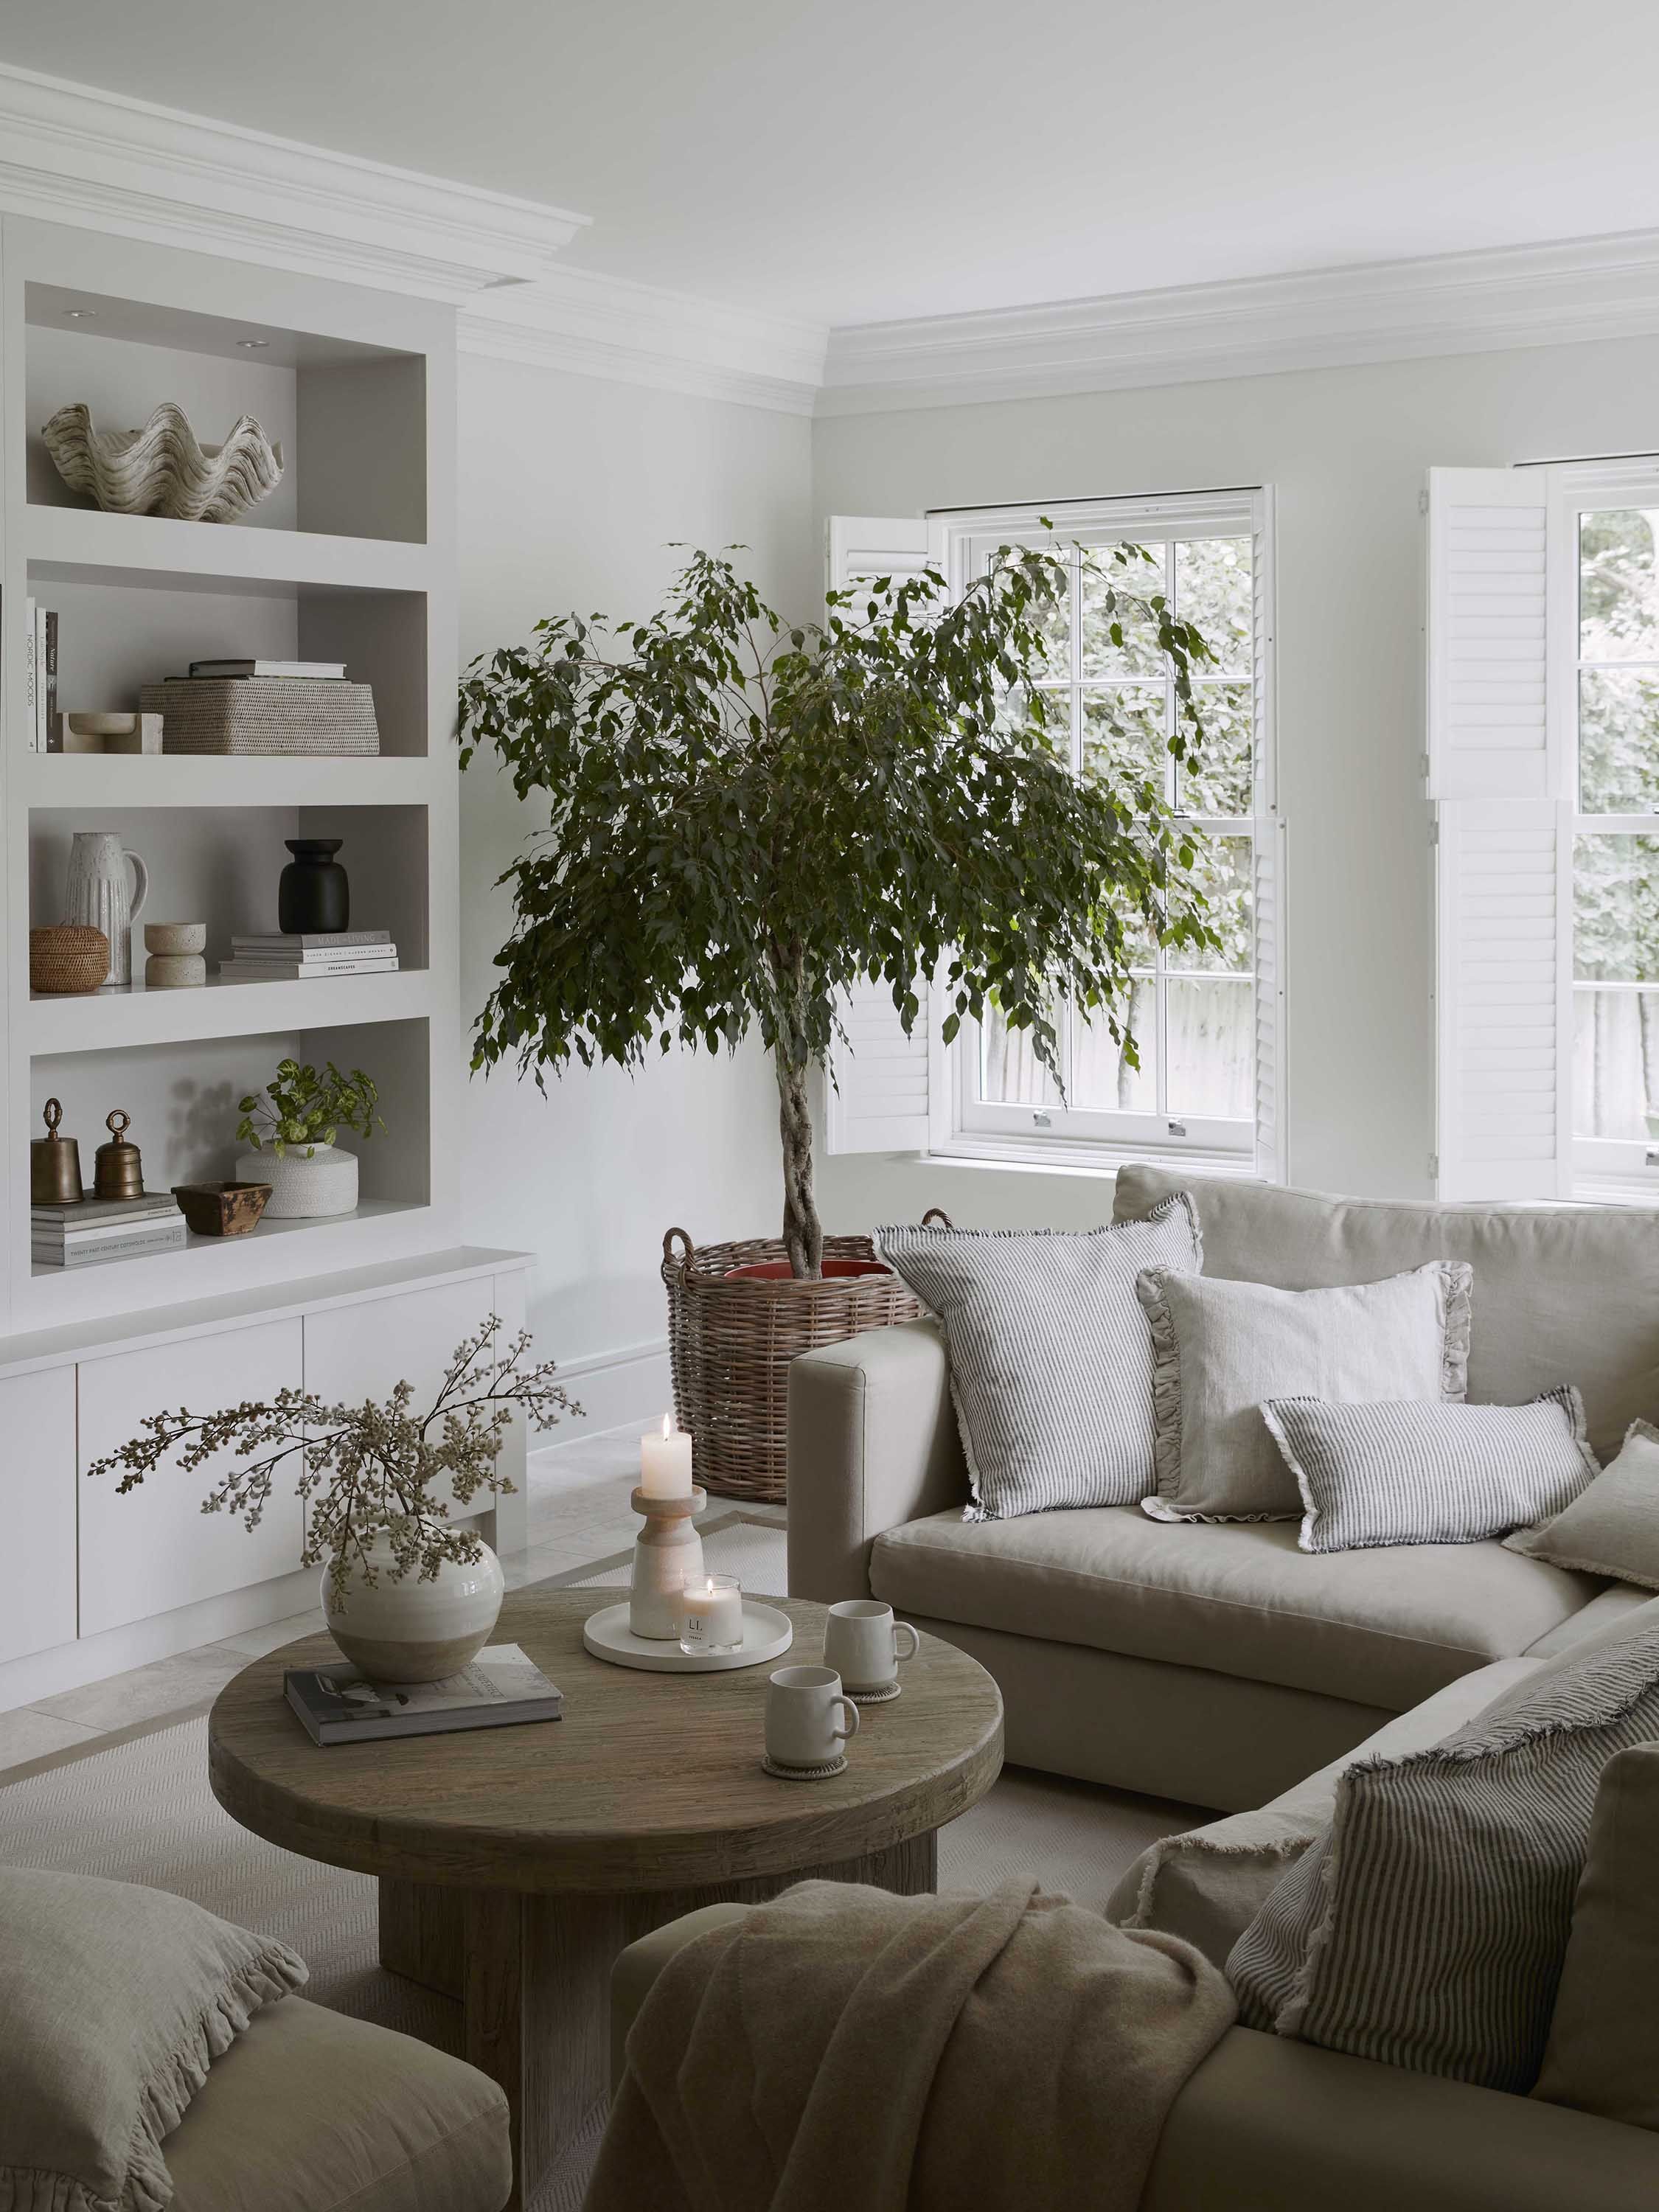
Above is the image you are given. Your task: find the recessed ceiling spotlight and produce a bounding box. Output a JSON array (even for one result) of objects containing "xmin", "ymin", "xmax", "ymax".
[
  {"xmin": 62, "ymin": 308, "xmax": 97, "ymax": 320},
  {"xmin": 237, "ymin": 338, "xmax": 271, "ymax": 349}
]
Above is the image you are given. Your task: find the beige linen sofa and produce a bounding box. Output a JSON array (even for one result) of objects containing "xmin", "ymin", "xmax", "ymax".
[{"xmin": 785, "ymin": 1167, "xmax": 1659, "ymax": 1809}]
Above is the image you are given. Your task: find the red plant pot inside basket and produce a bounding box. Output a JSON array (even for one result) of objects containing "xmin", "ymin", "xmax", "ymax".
[{"xmin": 723, "ymin": 1257, "xmax": 894, "ymax": 1283}]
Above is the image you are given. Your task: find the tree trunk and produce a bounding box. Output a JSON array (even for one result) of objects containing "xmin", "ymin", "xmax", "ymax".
[{"xmin": 776, "ymin": 1052, "xmax": 824, "ymax": 1280}]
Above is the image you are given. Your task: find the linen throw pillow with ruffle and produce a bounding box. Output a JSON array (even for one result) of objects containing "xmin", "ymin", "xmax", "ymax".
[
  {"xmin": 1226, "ymin": 1613, "xmax": 1659, "ymax": 2093},
  {"xmin": 0, "ymin": 1863, "xmax": 306, "ymax": 2211},
  {"xmin": 877, "ymin": 1193, "xmax": 1202, "ymax": 1518},
  {"xmin": 1263, "ymin": 1385, "xmax": 1599, "ymax": 1554},
  {"xmin": 1133, "ymin": 1262, "xmax": 1472, "ymax": 1521}
]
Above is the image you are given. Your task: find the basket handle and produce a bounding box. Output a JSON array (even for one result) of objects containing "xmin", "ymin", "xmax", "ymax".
[
  {"xmin": 921, "ymin": 1207, "xmax": 956, "ymax": 1229},
  {"xmin": 663, "ymin": 1225, "xmax": 695, "ymax": 1267}
]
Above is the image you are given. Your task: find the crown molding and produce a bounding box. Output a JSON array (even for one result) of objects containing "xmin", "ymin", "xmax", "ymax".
[
  {"xmin": 457, "ymin": 266, "xmax": 826, "ymax": 415},
  {"xmin": 0, "ymin": 62, "xmax": 588, "ymax": 301},
  {"xmin": 818, "ymin": 229, "xmax": 1659, "ymax": 414}
]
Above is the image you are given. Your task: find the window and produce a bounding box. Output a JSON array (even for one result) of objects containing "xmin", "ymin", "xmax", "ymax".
[
  {"xmin": 939, "ymin": 493, "xmax": 1279, "ymax": 1176},
  {"xmin": 1570, "ymin": 496, "xmax": 1659, "ymax": 1182}
]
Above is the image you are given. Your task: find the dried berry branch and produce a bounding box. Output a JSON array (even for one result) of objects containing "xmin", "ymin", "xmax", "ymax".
[{"xmin": 85, "ymin": 1312, "xmax": 580, "ymax": 1607}]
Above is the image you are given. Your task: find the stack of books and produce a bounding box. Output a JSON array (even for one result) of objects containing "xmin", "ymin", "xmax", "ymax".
[
  {"xmin": 218, "ymin": 930, "xmax": 398, "ymax": 984},
  {"xmin": 187, "ymin": 659, "xmax": 347, "ymax": 680},
  {"xmin": 24, "ymin": 599, "xmax": 58, "ymax": 752},
  {"xmin": 33, "ymin": 1193, "xmax": 187, "ymax": 1269}
]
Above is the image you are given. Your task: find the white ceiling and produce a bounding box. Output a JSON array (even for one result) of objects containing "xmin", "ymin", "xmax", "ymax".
[{"xmin": 4, "ymin": 0, "xmax": 1658, "ymax": 331}]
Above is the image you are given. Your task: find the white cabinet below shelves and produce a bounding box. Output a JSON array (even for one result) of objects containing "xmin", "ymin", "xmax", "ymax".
[
  {"xmin": 78, "ymin": 1318, "xmax": 305, "ymax": 1636},
  {"xmin": 0, "ymin": 1366, "xmax": 76, "ymax": 1663}
]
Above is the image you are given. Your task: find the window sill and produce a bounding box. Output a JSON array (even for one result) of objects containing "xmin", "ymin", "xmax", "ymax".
[
  {"xmin": 1571, "ymin": 1175, "xmax": 1659, "ymax": 1211},
  {"xmin": 921, "ymin": 1135, "xmax": 1262, "ymax": 1183}
]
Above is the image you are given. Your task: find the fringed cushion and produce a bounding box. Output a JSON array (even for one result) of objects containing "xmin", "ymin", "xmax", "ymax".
[{"xmin": 0, "ymin": 1864, "xmax": 305, "ymax": 2211}]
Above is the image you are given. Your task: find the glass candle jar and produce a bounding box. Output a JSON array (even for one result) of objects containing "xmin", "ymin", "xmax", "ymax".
[{"xmin": 678, "ymin": 1572, "xmax": 744, "ymax": 1657}]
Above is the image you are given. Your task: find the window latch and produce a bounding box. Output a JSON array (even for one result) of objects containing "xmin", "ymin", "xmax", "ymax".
[
  {"xmin": 1167, "ymin": 1120, "xmax": 1188, "ymax": 1138},
  {"xmin": 1032, "ymin": 1112, "xmax": 1051, "ymax": 1128}
]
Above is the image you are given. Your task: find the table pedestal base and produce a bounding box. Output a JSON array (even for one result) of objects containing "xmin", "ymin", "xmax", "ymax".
[{"xmin": 380, "ymin": 1829, "xmax": 938, "ymax": 2212}]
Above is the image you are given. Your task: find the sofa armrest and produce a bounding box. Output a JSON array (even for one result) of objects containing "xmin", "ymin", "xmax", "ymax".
[
  {"xmin": 786, "ymin": 1318, "xmax": 968, "ymax": 1602},
  {"xmin": 1144, "ymin": 2025, "xmax": 1659, "ymax": 2212}
]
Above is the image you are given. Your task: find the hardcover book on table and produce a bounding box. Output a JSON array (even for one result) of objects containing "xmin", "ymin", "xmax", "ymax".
[{"xmin": 285, "ymin": 1644, "xmax": 564, "ymax": 1745}]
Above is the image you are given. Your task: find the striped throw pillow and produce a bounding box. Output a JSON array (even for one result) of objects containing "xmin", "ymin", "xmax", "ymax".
[
  {"xmin": 1262, "ymin": 1386, "xmax": 1600, "ymax": 1555},
  {"xmin": 1226, "ymin": 1613, "xmax": 1659, "ymax": 2092},
  {"xmin": 877, "ymin": 1194, "xmax": 1202, "ymax": 1519}
]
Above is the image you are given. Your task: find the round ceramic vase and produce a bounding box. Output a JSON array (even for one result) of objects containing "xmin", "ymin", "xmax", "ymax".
[
  {"xmin": 235, "ymin": 1141, "xmax": 358, "ymax": 1217},
  {"xmin": 322, "ymin": 1526, "xmax": 505, "ymax": 1683}
]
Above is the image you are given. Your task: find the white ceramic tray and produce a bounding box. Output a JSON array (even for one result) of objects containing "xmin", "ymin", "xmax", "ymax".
[{"xmin": 582, "ymin": 1600, "xmax": 793, "ymax": 1674}]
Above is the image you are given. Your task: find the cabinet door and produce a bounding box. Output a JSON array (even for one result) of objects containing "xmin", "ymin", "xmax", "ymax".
[
  {"xmin": 79, "ymin": 1321, "xmax": 305, "ymax": 1637},
  {"xmin": 303, "ymin": 1281, "xmax": 503, "ymax": 1524},
  {"xmin": 0, "ymin": 1367, "xmax": 77, "ymax": 1663}
]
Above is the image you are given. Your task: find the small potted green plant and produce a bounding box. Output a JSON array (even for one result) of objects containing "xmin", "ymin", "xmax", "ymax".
[{"xmin": 234, "ymin": 1056, "xmax": 383, "ymax": 1219}]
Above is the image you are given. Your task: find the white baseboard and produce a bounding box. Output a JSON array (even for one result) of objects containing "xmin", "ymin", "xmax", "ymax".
[{"xmin": 535, "ymin": 1336, "xmax": 669, "ymax": 1452}]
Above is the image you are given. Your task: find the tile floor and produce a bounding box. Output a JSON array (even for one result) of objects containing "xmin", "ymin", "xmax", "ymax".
[{"xmin": 0, "ymin": 1425, "xmax": 784, "ymax": 1781}]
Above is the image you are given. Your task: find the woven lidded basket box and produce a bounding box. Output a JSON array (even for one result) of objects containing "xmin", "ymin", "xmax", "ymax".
[{"xmin": 140, "ymin": 678, "xmax": 380, "ymax": 757}]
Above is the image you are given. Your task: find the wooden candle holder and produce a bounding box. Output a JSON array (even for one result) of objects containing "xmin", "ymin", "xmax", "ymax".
[{"xmin": 628, "ymin": 1483, "xmax": 707, "ymax": 1640}]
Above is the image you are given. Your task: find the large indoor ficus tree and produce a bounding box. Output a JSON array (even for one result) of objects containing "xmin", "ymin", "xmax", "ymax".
[{"xmin": 459, "ymin": 539, "xmax": 1222, "ymax": 1277}]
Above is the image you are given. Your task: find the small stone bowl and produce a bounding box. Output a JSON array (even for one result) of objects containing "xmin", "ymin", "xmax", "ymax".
[
  {"xmin": 170, "ymin": 1181, "xmax": 271, "ymax": 1237},
  {"xmin": 144, "ymin": 921, "xmax": 207, "ymax": 956},
  {"xmin": 145, "ymin": 953, "xmax": 206, "ymax": 990}
]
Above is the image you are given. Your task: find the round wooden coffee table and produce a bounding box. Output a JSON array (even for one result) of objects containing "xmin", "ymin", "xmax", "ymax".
[{"xmin": 209, "ymin": 1586, "xmax": 1002, "ymax": 2211}]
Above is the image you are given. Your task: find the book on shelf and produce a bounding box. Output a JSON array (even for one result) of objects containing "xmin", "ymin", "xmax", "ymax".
[
  {"xmin": 24, "ymin": 597, "xmax": 35, "ymax": 752},
  {"xmin": 187, "ymin": 659, "xmax": 347, "ymax": 680},
  {"xmin": 41, "ymin": 611, "xmax": 58, "ymax": 753},
  {"xmin": 33, "ymin": 1221, "xmax": 187, "ymax": 1267},
  {"xmin": 284, "ymin": 1644, "xmax": 564, "ymax": 1746},
  {"xmin": 232, "ymin": 931, "xmax": 392, "ymax": 952},
  {"xmin": 35, "ymin": 1211, "xmax": 184, "ymax": 1247},
  {"xmin": 218, "ymin": 955, "xmax": 399, "ymax": 981},
  {"xmin": 32, "ymin": 1192, "xmax": 182, "ymax": 1227}
]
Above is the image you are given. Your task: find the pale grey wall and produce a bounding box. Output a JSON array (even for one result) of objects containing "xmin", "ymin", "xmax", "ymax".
[
  {"xmin": 812, "ymin": 333, "xmax": 1659, "ymax": 1233},
  {"xmin": 456, "ymin": 355, "xmax": 813, "ymax": 1402}
]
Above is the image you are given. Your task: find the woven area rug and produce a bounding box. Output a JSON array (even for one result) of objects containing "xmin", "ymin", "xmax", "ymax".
[{"xmin": 0, "ymin": 1515, "xmax": 1195, "ymax": 2209}]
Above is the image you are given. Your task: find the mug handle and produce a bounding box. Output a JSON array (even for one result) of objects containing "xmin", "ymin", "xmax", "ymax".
[
  {"xmin": 832, "ymin": 1697, "xmax": 860, "ymax": 1743},
  {"xmin": 125, "ymin": 852, "xmax": 150, "ymax": 922},
  {"xmin": 893, "ymin": 1622, "xmax": 920, "ymax": 1663}
]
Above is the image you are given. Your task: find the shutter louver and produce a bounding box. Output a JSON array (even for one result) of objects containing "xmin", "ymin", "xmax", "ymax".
[
  {"xmin": 1250, "ymin": 491, "xmax": 1287, "ymax": 1182},
  {"xmin": 1435, "ymin": 799, "xmax": 1571, "ymax": 1200},
  {"xmin": 821, "ymin": 516, "xmax": 940, "ymax": 1155},
  {"xmin": 1426, "ymin": 467, "xmax": 1553, "ymax": 800}
]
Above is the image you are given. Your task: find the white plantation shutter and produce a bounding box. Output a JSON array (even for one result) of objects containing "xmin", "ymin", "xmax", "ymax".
[
  {"xmin": 822, "ymin": 515, "xmax": 945, "ymax": 1155},
  {"xmin": 1426, "ymin": 468, "xmax": 1554, "ymax": 801},
  {"xmin": 1435, "ymin": 799, "xmax": 1572, "ymax": 1200},
  {"xmin": 1428, "ymin": 467, "xmax": 1571, "ymax": 1200},
  {"xmin": 1251, "ymin": 491, "xmax": 1287, "ymax": 1182}
]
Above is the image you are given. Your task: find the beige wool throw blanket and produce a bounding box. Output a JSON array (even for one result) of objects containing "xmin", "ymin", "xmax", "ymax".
[{"xmin": 585, "ymin": 1878, "xmax": 1236, "ymax": 2212}]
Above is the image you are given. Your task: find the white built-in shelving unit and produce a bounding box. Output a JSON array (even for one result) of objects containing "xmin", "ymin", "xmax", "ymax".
[{"xmin": 0, "ymin": 215, "xmax": 531, "ymax": 1710}]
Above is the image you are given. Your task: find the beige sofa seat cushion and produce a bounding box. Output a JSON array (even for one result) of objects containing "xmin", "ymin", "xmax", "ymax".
[
  {"xmin": 166, "ymin": 1995, "xmax": 510, "ymax": 2212},
  {"xmin": 869, "ymin": 1506, "xmax": 1597, "ymax": 1709},
  {"xmin": 1113, "ymin": 1165, "xmax": 1659, "ymax": 1465},
  {"xmin": 1104, "ymin": 1655, "xmax": 1542, "ymax": 1966}
]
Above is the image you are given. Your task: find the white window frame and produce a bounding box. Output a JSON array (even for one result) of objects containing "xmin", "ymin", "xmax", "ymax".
[
  {"xmin": 925, "ymin": 489, "xmax": 1281, "ymax": 1180},
  {"xmin": 1550, "ymin": 460, "xmax": 1659, "ymax": 1197}
]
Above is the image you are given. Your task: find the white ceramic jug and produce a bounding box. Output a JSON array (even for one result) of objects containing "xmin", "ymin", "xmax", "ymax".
[{"xmin": 63, "ymin": 830, "xmax": 149, "ymax": 987}]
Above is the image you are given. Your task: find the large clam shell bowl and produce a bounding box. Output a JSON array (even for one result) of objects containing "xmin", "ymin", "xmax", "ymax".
[{"xmin": 41, "ymin": 400, "xmax": 285, "ymax": 524}]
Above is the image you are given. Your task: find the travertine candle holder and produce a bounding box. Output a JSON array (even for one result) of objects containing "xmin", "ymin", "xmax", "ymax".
[{"xmin": 627, "ymin": 1483, "xmax": 706, "ymax": 1640}]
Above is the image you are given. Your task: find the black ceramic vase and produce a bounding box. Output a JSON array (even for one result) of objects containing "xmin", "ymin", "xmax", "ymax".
[{"xmin": 278, "ymin": 839, "xmax": 349, "ymax": 933}]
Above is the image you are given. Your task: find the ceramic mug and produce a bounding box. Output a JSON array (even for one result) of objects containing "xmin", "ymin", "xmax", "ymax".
[
  {"xmin": 766, "ymin": 1664, "xmax": 860, "ymax": 1769},
  {"xmin": 823, "ymin": 1599, "xmax": 921, "ymax": 1693}
]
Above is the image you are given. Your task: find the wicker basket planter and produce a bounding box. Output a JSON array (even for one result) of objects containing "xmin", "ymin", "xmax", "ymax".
[{"xmin": 662, "ymin": 1228, "xmax": 923, "ymax": 1503}]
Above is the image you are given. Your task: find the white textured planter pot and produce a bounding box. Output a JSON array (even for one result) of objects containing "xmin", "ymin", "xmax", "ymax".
[
  {"xmin": 237, "ymin": 1141, "xmax": 358, "ymax": 1218},
  {"xmin": 322, "ymin": 1526, "xmax": 504, "ymax": 1683}
]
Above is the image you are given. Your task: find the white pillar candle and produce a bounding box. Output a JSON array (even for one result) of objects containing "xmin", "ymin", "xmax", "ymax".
[
  {"xmin": 679, "ymin": 1573, "xmax": 744, "ymax": 1653},
  {"xmin": 641, "ymin": 1414, "xmax": 694, "ymax": 1499}
]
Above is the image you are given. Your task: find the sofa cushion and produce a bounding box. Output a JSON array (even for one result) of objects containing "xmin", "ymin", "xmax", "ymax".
[
  {"xmin": 166, "ymin": 1994, "xmax": 511, "ymax": 2212},
  {"xmin": 877, "ymin": 1196, "xmax": 1203, "ymax": 1517},
  {"xmin": 1507, "ymin": 1417, "xmax": 1659, "ymax": 1591},
  {"xmin": 1105, "ymin": 1655, "xmax": 1542, "ymax": 1966},
  {"xmin": 1265, "ymin": 1387, "xmax": 1599, "ymax": 1554},
  {"xmin": 1135, "ymin": 1262, "xmax": 1472, "ymax": 1521},
  {"xmin": 869, "ymin": 1505, "xmax": 1598, "ymax": 1710},
  {"xmin": 1113, "ymin": 1165, "xmax": 1659, "ymax": 1464},
  {"xmin": 0, "ymin": 1863, "xmax": 306, "ymax": 2212},
  {"xmin": 1227, "ymin": 1610, "xmax": 1659, "ymax": 2093}
]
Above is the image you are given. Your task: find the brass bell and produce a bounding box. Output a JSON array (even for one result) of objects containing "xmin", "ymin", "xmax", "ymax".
[
  {"xmin": 31, "ymin": 1098, "xmax": 83, "ymax": 1205},
  {"xmin": 93, "ymin": 1110, "xmax": 145, "ymax": 1200}
]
